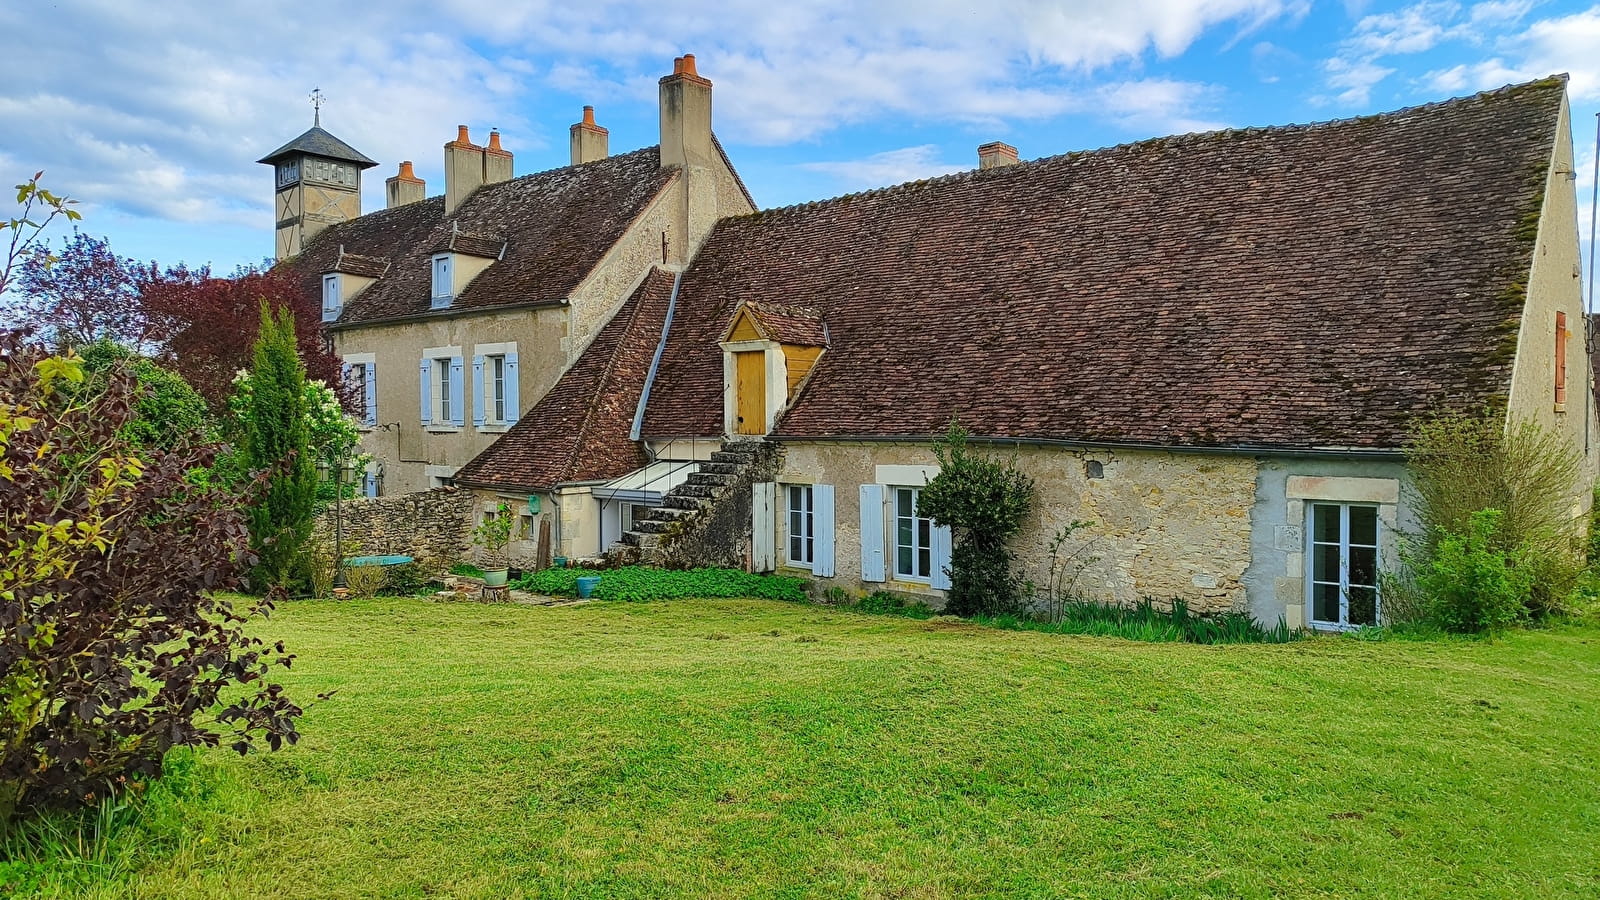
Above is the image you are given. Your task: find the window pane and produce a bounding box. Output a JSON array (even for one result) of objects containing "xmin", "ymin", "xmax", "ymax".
[
  {"xmin": 1312, "ymin": 544, "xmax": 1340, "ymax": 583},
  {"xmin": 918, "ymin": 517, "xmax": 930, "ymax": 549},
  {"xmin": 918, "ymin": 548, "xmax": 931, "ymax": 578},
  {"xmin": 1313, "ymin": 504, "xmax": 1340, "ymax": 541},
  {"xmin": 1348, "ymin": 586, "xmax": 1377, "ymax": 627},
  {"xmin": 1312, "ymin": 582, "xmax": 1341, "ymax": 623},
  {"xmin": 898, "ymin": 545, "xmax": 913, "ymax": 576},
  {"xmin": 898, "ymin": 517, "xmax": 912, "ymax": 548},
  {"xmin": 1350, "ymin": 506, "xmax": 1377, "ymax": 546},
  {"xmin": 898, "ymin": 489, "xmax": 913, "ymax": 517},
  {"xmin": 790, "ymin": 535, "xmax": 803, "ymax": 561},
  {"xmin": 1349, "ymin": 546, "xmax": 1377, "ymax": 588}
]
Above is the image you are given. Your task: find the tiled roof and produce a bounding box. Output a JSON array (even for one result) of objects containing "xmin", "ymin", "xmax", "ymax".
[
  {"xmin": 257, "ymin": 126, "xmax": 378, "ymax": 167},
  {"xmin": 740, "ymin": 302, "xmax": 827, "ymax": 346},
  {"xmin": 641, "ymin": 78, "xmax": 1566, "ymax": 451},
  {"xmin": 454, "ymin": 268, "xmax": 676, "ymax": 491},
  {"xmin": 288, "ymin": 146, "xmax": 675, "ymax": 327},
  {"xmin": 430, "ymin": 229, "xmax": 505, "ymax": 259}
]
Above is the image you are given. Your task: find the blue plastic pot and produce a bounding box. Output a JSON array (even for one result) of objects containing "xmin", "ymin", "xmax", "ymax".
[{"xmin": 575, "ymin": 575, "xmax": 601, "ymax": 599}]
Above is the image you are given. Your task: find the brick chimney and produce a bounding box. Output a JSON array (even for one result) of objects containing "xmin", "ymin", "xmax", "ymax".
[
  {"xmin": 483, "ymin": 129, "xmax": 513, "ymax": 185},
  {"xmin": 385, "ymin": 160, "xmax": 426, "ymax": 208},
  {"xmin": 570, "ymin": 106, "xmax": 609, "ymax": 166},
  {"xmin": 659, "ymin": 54, "xmax": 713, "ymax": 171},
  {"xmin": 444, "ymin": 125, "xmax": 484, "ymax": 215},
  {"xmin": 978, "ymin": 141, "xmax": 1019, "ymax": 170}
]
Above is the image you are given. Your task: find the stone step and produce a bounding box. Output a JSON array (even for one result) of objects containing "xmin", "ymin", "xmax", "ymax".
[
  {"xmin": 718, "ymin": 441, "xmax": 764, "ymax": 455},
  {"xmin": 673, "ymin": 483, "xmax": 720, "ymax": 499},
  {"xmin": 620, "ymin": 531, "xmax": 660, "ymax": 549},
  {"xmin": 709, "ymin": 450, "xmax": 755, "ymax": 464},
  {"xmin": 686, "ymin": 472, "xmax": 735, "ymax": 487},
  {"xmin": 633, "ymin": 519, "xmax": 680, "ymax": 534},
  {"xmin": 697, "ymin": 461, "xmax": 741, "ymax": 476},
  {"xmin": 639, "ymin": 506, "xmax": 696, "ymax": 523},
  {"xmin": 664, "ymin": 495, "xmax": 709, "ymax": 511}
]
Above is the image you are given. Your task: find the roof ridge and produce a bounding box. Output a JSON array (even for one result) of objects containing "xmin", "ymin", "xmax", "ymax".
[{"xmin": 722, "ymin": 75, "xmax": 1568, "ymax": 225}]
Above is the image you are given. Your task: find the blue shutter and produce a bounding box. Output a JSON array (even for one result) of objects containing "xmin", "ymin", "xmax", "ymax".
[
  {"xmin": 448, "ymin": 356, "xmax": 465, "ymax": 426},
  {"xmin": 751, "ymin": 482, "xmax": 776, "ymax": 572},
  {"xmin": 472, "ymin": 355, "xmax": 485, "ymax": 427},
  {"xmin": 813, "ymin": 484, "xmax": 835, "ymax": 578},
  {"xmin": 363, "ymin": 471, "xmax": 377, "ymax": 497},
  {"xmin": 859, "ymin": 484, "xmax": 885, "ymax": 582},
  {"xmin": 418, "ymin": 359, "xmax": 431, "ymax": 424},
  {"xmin": 504, "ymin": 352, "xmax": 520, "ymax": 423},
  {"xmin": 930, "ymin": 523, "xmax": 953, "ymax": 590},
  {"xmin": 363, "ymin": 362, "xmax": 377, "ymax": 427}
]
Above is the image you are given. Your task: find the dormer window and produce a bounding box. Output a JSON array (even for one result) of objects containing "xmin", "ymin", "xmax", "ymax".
[
  {"xmin": 431, "ymin": 254, "xmax": 453, "ymax": 309},
  {"xmin": 321, "ymin": 274, "xmax": 342, "ymax": 322}
]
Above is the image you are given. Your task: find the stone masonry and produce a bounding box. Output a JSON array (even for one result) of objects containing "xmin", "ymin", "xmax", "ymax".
[{"xmin": 312, "ymin": 487, "xmax": 474, "ymax": 571}]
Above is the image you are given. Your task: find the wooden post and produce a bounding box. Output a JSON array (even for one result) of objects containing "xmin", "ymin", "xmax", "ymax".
[{"xmin": 536, "ymin": 518, "xmax": 552, "ymax": 571}]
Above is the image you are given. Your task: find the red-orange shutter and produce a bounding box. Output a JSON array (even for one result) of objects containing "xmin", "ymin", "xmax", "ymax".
[{"xmin": 1555, "ymin": 312, "xmax": 1567, "ymax": 405}]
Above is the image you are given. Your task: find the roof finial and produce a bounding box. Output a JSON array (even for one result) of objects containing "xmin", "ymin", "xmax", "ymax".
[{"xmin": 310, "ymin": 87, "xmax": 325, "ymax": 127}]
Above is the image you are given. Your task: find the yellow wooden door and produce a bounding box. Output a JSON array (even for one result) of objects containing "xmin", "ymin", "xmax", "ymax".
[{"xmin": 734, "ymin": 350, "xmax": 766, "ymax": 435}]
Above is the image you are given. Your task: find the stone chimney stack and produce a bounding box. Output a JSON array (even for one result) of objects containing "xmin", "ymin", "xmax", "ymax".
[
  {"xmin": 659, "ymin": 54, "xmax": 714, "ymax": 171},
  {"xmin": 385, "ymin": 160, "xmax": 426, "ymax": 208},
  {"xmin": 570, "ymin": 106, "xmax": 610, "ymax": 166},
  {"xmin": 483, "ymin": 129, "xmax": 513, "ymax": 185},
  {"xmin": 978, "ymin": 141, "xmax": 1020, "ymax": 170},
  {"xmin": 444, "ymin": 125, "xmax": 485, "ymax": 215}
]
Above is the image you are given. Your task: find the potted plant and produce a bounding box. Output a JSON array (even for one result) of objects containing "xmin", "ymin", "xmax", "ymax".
[{"xmin": 471, "ymin": 503, "xmax": 520, "ymax": 587}]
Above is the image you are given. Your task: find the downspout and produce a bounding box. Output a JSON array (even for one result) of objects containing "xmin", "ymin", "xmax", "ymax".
[{"xmin": 630, "ymin": 271, "xmax": 684, "ymax": 442}]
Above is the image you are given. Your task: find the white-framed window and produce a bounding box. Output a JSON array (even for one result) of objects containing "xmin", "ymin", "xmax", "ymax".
[
  {"xmin": 431, "ymin": 254, "xmax": 453, "ymax": 308},
  {"xmin": 894, "ymin": 486, "xmax": 932, "ymax": 581},
  {"xmin": 341, "ymin": 354, "xmax": 377, "ymax": 428},
  {"xmin": 436, "ymin": 358, "xmax": 453, "ymax": 423},
  {"xmin": 420, "ymin": 349, "xmax": 463, "ymax": 428},
  {"xmin": 471, "ymin": 346, "xmax": 520, "ymax": 428},
  {"xmin": 1307, "ymin": 503, "xmax": 1380, "ymax": 629},
  {"xmin": 490, "ymin": 354, "xmax": 507, "ymax": 423},
  {"xmin": 321, "ymin": 274, "xmax": 341, "ymax": 321},
  {"xmin": 787, "ymin": 484, "xmax": 815, "ymax": 568}
]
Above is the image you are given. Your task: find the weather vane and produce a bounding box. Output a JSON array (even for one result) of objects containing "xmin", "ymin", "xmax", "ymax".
[{"xmin": 310, "ymin": 88, "xmax": 325, "ymax": 127}]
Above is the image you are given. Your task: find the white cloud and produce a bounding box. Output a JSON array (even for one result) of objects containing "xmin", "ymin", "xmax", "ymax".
[
  {"xmin": 1316, "ymin": 0, "xmax": 1537, "ymax": 106},
  {"xmin": 0, "ymin": 0, "xmax": 1303, "ymax": 231},
  {"xmin": 801, "ymin": 145, "xmax": 965, "ymax": 189},
  {"xmin": 1417, "ymin": 7, "xmax": 1600, "ymax": 100}
]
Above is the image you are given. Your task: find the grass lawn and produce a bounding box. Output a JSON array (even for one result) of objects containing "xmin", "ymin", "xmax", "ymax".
[{"xmin": 12, "ymin": 596, "xmax": 1600, "ymax": 899}]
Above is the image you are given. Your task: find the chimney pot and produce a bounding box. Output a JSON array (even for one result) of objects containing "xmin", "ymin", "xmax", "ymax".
[
  {"xmin": 483, "ymin": 129, "xmax": 512, "ymax": 185},
  {"xmin": 386, "ymin": 159, "xmax": 426, "ymax": 208},
  {"xmin": 487, "ymin": 129, "xmax": 503, "ymax": 153},
  {"xmin": 977, "ymin": 141, "xmax": 1020, "ymax": 170},
  {"xmin": 456, "ymin": 125, "xmax": 471, "ymax": 144},
  {"xmin": 571, "ymin": 106, "xmax": 610, "ymax": 165},
  {"xmin": 582, "ymin": 105, "xmax": 596, "ymax": 126},
  {"xmin": 681, "ymin": 54, "xmax": 698, "ymax": 77}
]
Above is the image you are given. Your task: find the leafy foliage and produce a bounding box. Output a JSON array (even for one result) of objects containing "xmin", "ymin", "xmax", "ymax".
[
  {"xmin": 471, "ymin": 504, "xmax": 521, "ymax": 570},
  {"xmin": 1417, "ymin": 509, "xmax": 1531, "ymax": 633},
  {"xmin": 0, "ymin": 333, "xmax": 302, "ymax": 828},
  {"xmin": 8, "ymin": 230, "xmax": 155, "ymax": 351},
  {"xmin": 1, "ymin": 172, "xmax": 80, "ymax": 296},
  {"xmin": 917, "ymin": 421, "xmax": 1035, "ymax": 617},
  {"xmin": 75, "ymin": 341, "xmax": 209, "ymax": 453},
  {"xmin": 513, "ymin": 566, "xmax": 807, "ymax": 603},
  {"xmin": 239, "ymin": 304, "xmax": 317, "ymax": 593},
  {"xmin": 971, "ymin": 599, "xmax": 1301, "ymax": 645},
  {"xmin": 1405, "ymin": 410, "xmax": 1584, "ymax": 621},
  {"xmin": 228, "ymin": 368, "xmax": 364, "ymax": 504}
]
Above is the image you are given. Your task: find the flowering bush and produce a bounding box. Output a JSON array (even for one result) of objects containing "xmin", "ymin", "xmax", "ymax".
[{"xmin": 229, "ymin": 369, "xmax": 367, "ymax": 501}]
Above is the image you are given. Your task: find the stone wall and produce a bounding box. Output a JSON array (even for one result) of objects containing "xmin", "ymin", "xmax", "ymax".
[
  {"xmin": 654, "ymin": 443, "xmax": 781, "ymax": 570},
  {"xmin": 775, "ymin": 442, "xmax": 1259, "ymax": 614},
  {"xmin": 312, "ymin": 487, "xmax": 474, "ymax": 571}
]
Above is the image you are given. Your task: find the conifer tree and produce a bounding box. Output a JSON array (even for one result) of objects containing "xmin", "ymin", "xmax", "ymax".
[{"xmin": 242, "ymin": 302, "xmax": 316, "ymax": 591}]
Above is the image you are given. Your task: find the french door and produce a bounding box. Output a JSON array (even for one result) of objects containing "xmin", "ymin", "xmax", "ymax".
[{"xmin": 1308, "ymin": 503, "xmax": 1379, "ymax": 629}]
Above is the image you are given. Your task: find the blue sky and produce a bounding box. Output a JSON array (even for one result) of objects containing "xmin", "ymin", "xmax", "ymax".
[{"xmin": 3, "ymin": 1, "xmax": 1597, "ymax": 286}]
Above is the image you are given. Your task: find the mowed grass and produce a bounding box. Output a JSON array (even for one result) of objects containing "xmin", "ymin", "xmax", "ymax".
[{"xmin": 16, "ymin": 596, "xmax": 1600, "ymax": 899}]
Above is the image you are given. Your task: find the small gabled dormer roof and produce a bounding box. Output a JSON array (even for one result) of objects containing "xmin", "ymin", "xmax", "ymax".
[
  {"xmin": 257, "ymin": 126, "xmax": 379, "ymax": 168},
  {"xmin": 431, "ymin": 227, "xmax": 506, "ymax": 260},
  {"xmin": 730, "ymin": 301, "xmax": 828, "ymax": 346},
  {"xmin": 330, "ymin": 249, "xmax": 390, "ymax": 278}
]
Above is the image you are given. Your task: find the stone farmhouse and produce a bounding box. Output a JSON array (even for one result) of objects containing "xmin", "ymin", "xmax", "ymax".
[{"xmin": 270, "ymin": 58, "xmax": 1595, "ymax": 632}]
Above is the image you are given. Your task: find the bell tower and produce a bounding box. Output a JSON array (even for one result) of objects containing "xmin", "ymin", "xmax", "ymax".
[{"xmin": 257, "ymin": 91, "xmax": 377, "ymax": 260}]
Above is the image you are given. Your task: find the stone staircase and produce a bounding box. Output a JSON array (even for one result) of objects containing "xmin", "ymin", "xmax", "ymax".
[{"xmin": 609, "ymin": 439, "xmax": 771, "ymax": 566}]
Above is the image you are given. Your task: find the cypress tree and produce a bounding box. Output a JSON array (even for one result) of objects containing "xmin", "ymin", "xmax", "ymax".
[{"xmin": 242, "ymin": 302, "xmax": 317, "ymax": 592}]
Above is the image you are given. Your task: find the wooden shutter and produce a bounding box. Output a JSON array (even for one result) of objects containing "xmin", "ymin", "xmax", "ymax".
[
  {"xmin": 418, "ymin": 359, "xmax": 431, "ymax": 424},
  {"xmin": 812, "ymin": 484, "xmax": 836, "ymax": 577},
  {"xmin": 752, "ymin": 482, "xmax": 776, "ymax": 572},
  {"xmin": 930, "ymin": 523, "xmax": 953, "ymax": 590},
  {"xmin": 363, "ymin": 362, "xmax": 377, "ymax": 427},
  {"xmin": 472, "ymin": 355, "xmax": 486, "ymax": 427},
  {"xmin": 1556, "ymin": 312, "xmax": 1568, "ymax": 405},
  {"xmin": 859, "ymin": 484, "xmax": 885, "ymax": 582},
  {"xmin": 504, "ymin": 352, "xmax": 520, "ymax": 423},
  {"xmin": 449, "ymin": 357, "xmax": 465, "ymax": 426}
]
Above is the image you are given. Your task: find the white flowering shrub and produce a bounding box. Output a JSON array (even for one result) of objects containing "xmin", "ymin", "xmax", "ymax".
[{"xmin": 228, "ymin": 371, "xmax": 369, "ymax": 500}]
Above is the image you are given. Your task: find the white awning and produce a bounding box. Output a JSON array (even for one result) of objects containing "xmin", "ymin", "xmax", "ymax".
[{"xmin": 592, "ymin": 459, "xmax": 700, "ymax": 503}]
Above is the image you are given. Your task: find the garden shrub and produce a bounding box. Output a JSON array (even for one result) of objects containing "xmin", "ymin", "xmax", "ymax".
[
  {"xmin": 1406, "ymin": 410, "xmax": 1583, "ymax": 620},
  {"xmin": 238, "ymin": 304, "xmax": 317, "ymax": 593},
  {"xmin": 512, "ymin": 566, "xmax": 806, "ymax": 603},
  {"xmin": 342, "ymin": 565, "xmax": 388, "ymax": 598},
  {"xmin": 918, "ymin": 422, "xmax": 1035, "ymax": 618},
  {"xmin": 0, "ymin": 334, "xmax": 303, "ymax": 828},
  {"xmin": 1417, "ymin": 509, "xmax": 1531, "ymax": 633}
]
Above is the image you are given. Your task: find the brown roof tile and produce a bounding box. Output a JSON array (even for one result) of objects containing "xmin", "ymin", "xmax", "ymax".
[
  {"xmin": 454, "ymin": 268, "xmax": 676, "ymax": 491},
  {"xmin": 641, "ymin": 78, "xmax": 1566, "ymax": 451},
  {"xmin": 287, "ymin": 146, "xmax": 675, "ymax": 326},
  {"xmin": 740, "ymin": 302, "xmax": 827, "ymax": 346},
  {"xmin": 332, "ymin": 251, "xmax": 389, "ymax": 278}
]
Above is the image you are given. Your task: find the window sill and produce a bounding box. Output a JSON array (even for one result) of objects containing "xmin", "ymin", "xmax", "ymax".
[
  {"xmin": 477, "ymin": 423, "xmax": 511, "ymax": 434},
  {"xmin": 1554, "ymin": 402, "xmax": 1567, "ymax": 414},
  {"xmin": 425, "ymin": 426, "xmax": 462, "ymax": 434},
  {"xmin": 780, "ymin": 562, "xmax": 815, "ymax": 575}
]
